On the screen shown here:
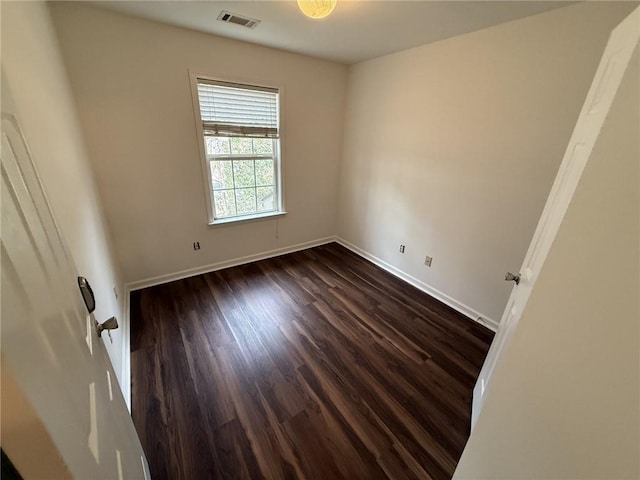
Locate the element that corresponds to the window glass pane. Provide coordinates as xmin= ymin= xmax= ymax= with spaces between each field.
xmin=210 ymin=161 xmax=234 ymax=190
xmin=205 ymin=137 xmax=230 ymax=155
xmin=236 ymin=188 xmax=257 ymax=214
xmin=257 ymin=186 xmax=275 ymax=212
xmin=253 ymin=138 xmax=274 ymax=155
xmin=255 ymin=159 xmax=274 ymax=186
xmin=213 ymin=190 xmax=237 ymax=218
xmin=230 ymin=137 xmax=254 ymax=155
xmin=233 ymin=160 xmax=255 ymax=188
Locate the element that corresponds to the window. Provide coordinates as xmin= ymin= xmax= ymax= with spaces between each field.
xmin=193 ymin=77 xmax=283 ymax=224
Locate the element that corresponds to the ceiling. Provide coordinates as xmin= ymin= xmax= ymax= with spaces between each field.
xmin=93 ymin=1 xmax=574 ymax=64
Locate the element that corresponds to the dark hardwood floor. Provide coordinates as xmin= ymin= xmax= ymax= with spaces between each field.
xmin=130 ymin=242 xmax=493 ymax=480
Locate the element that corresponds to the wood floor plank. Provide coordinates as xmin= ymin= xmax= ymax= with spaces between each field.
xmin=213 ymin=418 xmax=265 ymax=480
xmin=216 ymin=342 xmax=300 ymax=480
xmin=310 ymin=297 xmax=469 ymax=448
xmin=131 ymin=242 xmax=493 ymax=479
xmin=179 ymin=311 xmax=236 ymax=428
xmin=290 ymin=313 xmax=457 ymax=478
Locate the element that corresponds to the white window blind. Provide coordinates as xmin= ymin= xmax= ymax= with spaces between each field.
xmin=197 ymin=79 xmax=279 ymax=138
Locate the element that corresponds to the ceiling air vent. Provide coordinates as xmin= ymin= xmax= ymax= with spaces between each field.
xmin=217 ymin=11 xmax=260 ymax=29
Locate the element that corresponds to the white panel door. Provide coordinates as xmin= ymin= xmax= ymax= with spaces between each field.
xmin=1 ymin=110 xmax=149 ymax=479
xmin=471 ymin=6 xmax=640 ymax=427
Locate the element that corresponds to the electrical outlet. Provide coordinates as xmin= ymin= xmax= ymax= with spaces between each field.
xmin=399 ymin=244 xmax=406 ymax=253
xmin=424 ymin=255 xmax=432 ymax=267
xmin=193 ymin=241 xmax=201 ymax=251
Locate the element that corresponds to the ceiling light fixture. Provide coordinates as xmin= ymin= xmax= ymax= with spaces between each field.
xmin=297 ymin=0 xmax=337 ymax=19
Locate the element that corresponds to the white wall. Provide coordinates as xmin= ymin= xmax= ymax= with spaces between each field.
xmin=1 ymin=2 xmax=127 ymax=387
xmin=454 ymin=45 xmax=639 ymax=479
xmin=337 ymin=2 xmax=634 ymax=325
xmin=49 ymin=3 xmax=347 ymax=287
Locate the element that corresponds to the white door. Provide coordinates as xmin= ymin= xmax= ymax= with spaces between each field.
xmin=1 ymin=110 xmax=150 ymax=478
xmin=471 ymin=6 xmax=640 ymax=427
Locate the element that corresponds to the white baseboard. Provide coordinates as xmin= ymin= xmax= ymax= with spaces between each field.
xmin=126 ymin=236 xmax=336 ymax=292
xmin=335 ymin=237 xmax=499 ymax=332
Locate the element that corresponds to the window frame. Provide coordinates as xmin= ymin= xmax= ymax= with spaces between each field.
xmin=189 ymin=71 xmax=286 ymax=226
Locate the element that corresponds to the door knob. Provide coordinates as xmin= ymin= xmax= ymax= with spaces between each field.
xmin=505 ymin=272 xmax=521 ymax=285
xmin=96 ymin=316 xmax=119 ymax=337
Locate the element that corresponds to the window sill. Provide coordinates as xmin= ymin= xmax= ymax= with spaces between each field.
xmin=208 ymin=210 xmax=287 ymax=228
